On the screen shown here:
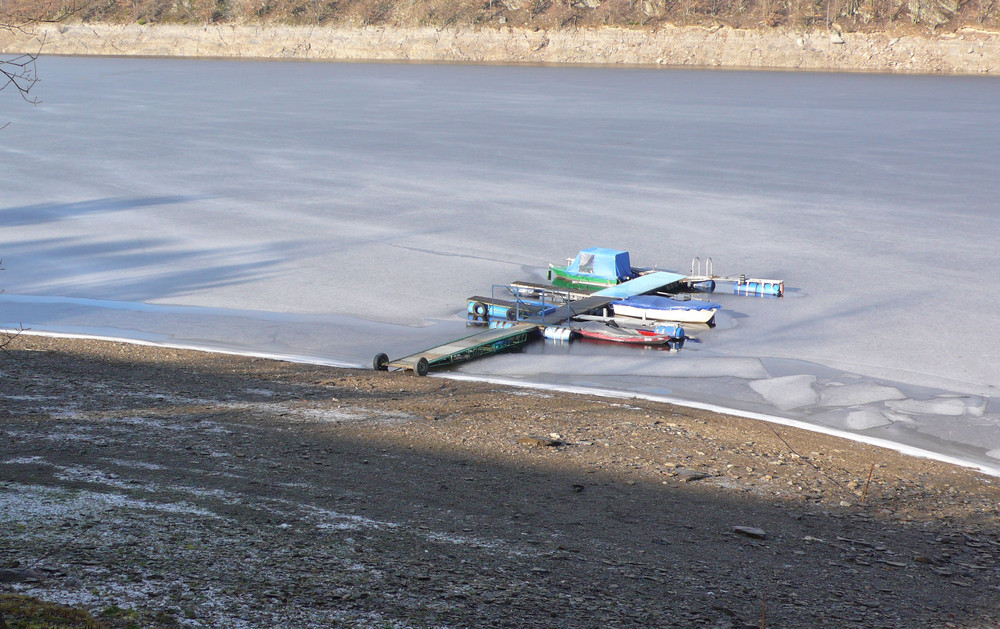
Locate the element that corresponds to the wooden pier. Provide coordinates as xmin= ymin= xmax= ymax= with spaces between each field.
xmin=373 ymin=323 xmax=539 ymax=376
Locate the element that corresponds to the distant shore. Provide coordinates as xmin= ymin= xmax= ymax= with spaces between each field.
xmin=3 ymin=22 xmax=1000 ymax=74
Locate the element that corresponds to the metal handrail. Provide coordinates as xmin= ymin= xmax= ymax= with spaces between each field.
xmin=490 ymin=284 xmax=574 ymax=325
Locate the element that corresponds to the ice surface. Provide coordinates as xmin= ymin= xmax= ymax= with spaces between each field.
xmin=3 ymin=57 xmax=1000 ymax=473
xmin=811 ymin=408 xmax=894 ymax=430
xmin=885 ymin=396 xmax=979 ymax=417
xmin=749 ymin=375 xmax=819 ymax=410
xmin=818 ymin=383 xmax=907 ymax=407
xmin=458 ymin=352 xmax=770 ymax=379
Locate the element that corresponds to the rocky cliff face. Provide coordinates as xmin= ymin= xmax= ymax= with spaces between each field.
xmin=3 ymin=22 xmax=999 ymax=73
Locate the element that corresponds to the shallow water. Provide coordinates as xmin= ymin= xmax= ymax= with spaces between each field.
xmin=3 ymin=56 xmax=999 ymax=471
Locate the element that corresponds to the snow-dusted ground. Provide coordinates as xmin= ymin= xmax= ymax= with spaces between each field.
xmin=3 ymin=56 xmax=999 ymax=472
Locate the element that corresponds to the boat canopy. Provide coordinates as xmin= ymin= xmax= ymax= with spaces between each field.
xmin=566 ymin=247 xmax=632 ymax=281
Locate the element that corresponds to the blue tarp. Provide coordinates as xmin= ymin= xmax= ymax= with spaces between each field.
xmin=565 ymin=247 xmax=632 ymax=281
xmin=612 ymin=295 xmax=720 ymax=311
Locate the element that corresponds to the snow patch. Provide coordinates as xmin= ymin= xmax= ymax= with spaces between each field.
xmin=2 ymin=455 xmax=49 ymax=465
xmin=0 ymin=483 xmax=219 ymax=520
xmin=222 ymin=401 xmax=412 ymax=425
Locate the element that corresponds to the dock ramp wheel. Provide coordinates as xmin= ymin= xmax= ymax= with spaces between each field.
xmin=373 ymin=353 xmax=389 ymax=371
xmin=414 ymin=357 xmax=430 ymax=377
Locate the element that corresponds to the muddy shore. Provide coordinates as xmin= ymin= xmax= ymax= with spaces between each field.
xmin=2 ymin=333 xmax=999 ymax=627
xmin=3 ymin=22 xmax=1000 ymax=73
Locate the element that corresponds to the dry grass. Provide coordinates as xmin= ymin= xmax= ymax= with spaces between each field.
xmin=0 ymin=594 xmax=102 ymax=629
xmin=1 ymin=0 xmax=998 ymax=34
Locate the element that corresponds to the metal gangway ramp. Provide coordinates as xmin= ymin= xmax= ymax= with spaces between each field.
xmin=373 ymin=323 xmax=539 ymax=376
xmin=518 ymin=271 xmax=690 ymax=325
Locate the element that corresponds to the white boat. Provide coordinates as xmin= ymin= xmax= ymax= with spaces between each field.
xmin=610 ymin=295 xmax=720 ymax=326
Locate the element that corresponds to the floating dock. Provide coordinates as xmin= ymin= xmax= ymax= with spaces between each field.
xmin=467 ymin=295 xmax=559 ymax=322
xmin=514 ymin=271 xmax=690 ymax=326
xmin=377 ymin=253 xmax=784 ymax=375
xmin=469 ymin=272 xmax=690 ymax=325
xmin=682 ymin=257 xmax=784 ymax=296
xmin=373 ymin=323 xmax=539 ymax=376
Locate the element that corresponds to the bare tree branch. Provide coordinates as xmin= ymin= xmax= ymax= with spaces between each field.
xmin=0 ymin=52 xmax=41 ymax=103
xmin=1 ymin=11 xmax=47 ymax=104
xmin=0 ymin=260 xmax=26 ymax=357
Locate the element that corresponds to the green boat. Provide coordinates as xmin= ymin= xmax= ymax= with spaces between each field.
xmin=547 ymin=247 xmax=635 ymax=288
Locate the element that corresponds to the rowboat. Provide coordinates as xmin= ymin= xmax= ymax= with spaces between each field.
xmin=610 ymin=294 xmax=720 ymax=326
xmin=574 ymin=321 xmax=684 ymax=348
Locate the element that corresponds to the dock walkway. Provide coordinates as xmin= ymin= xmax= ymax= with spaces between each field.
xmin=374 ymin=323 xmax=539 ymax=375
xmin=519 ymin=271 xmax=689 ymax=325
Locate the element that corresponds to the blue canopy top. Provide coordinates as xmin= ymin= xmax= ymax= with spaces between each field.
xmin=612 ymin=295 xmax=720 ymax=311
xmin=565 ymin=247 xmax=632 ymax=281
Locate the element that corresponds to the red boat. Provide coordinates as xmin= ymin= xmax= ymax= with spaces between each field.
xmin=574 ymin=321 xmax=684 ymax=348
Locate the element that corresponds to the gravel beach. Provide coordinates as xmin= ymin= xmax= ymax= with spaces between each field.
xmin=2 ymin=333 xmax=999 ymax=628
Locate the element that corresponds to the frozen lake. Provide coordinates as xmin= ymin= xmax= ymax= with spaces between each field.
xmin=3 ymin=56 xmax=1000 ymax=472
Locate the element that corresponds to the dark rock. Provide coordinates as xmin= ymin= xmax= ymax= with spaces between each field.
xmin=0 ymin=568 xmax=44 ymax=583
xmin=733 ymin=526 xmax=767 ymax=540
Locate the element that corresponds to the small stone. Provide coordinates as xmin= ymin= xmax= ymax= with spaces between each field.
xmin=517 ymin=436 xmax=562 ymax=447
xmin=675 ymin=469 xmax=708 ymax=482
xmin=733 ymin=526 xmax=767 ymax=540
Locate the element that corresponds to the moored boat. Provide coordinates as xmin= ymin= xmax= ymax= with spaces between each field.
xmin=609 ymin=294 xmax=720 ymax=326
xmin=574 ymin=320 xmax=684 ymax=348
xmin=547 ymin=247 xmax=635 ymax=287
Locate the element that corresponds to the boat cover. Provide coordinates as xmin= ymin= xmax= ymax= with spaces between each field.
xmin=565 ymin=247 xmax=632 ymax=281
xmin=612 ymin=295 xmax=721 ymax=311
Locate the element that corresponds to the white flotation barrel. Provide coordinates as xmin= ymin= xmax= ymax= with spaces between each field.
xmin=543 ymin=326 xmax=573 ymax=342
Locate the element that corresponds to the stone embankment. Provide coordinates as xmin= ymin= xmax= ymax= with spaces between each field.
xmin=3 ymin=22 xmax=1000 ymax=73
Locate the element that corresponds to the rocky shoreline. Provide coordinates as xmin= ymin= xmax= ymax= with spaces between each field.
xmin=2 ymin=334 xmax=1000 ymax=627
xmin=3 ymin=22 xmax=1000 ymax=74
